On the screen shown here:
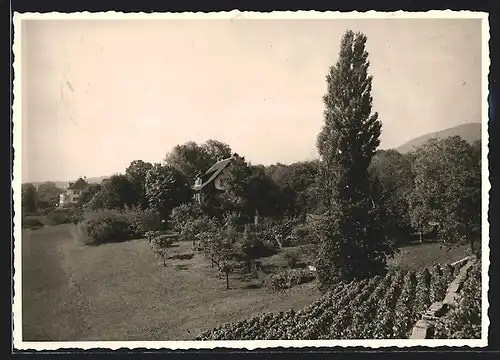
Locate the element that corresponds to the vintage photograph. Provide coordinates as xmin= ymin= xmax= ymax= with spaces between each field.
xmin=13 ymin=11 xmax=489 ymax=349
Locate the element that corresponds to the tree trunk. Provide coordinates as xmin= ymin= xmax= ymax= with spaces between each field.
xmin=225 ymin=272 xmax=229 ymax=290
xmin=419 ymin=231 xmax=423 ymax=243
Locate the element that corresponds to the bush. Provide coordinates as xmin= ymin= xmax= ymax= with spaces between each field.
xmin=267 ymin=269 xmax=316 ymax=290
xmin=284 ymin=250 xmax=301 ymax=268
xmin=128 ymin=208 xmax=163 ymax=235
xmin=45 ymin=211 xmax=71 ymax=226
xmin=170 ymin=203 xmax=204 ymax=232
xmin=287 ymin=224 xmax=317 ymax=246
xmin=45 ymin=207 xmax=83 ymax=225
xmin=240 ymin=225 xmax=277 ymax=260
xmin=76 ymin=209 xmax=158 ymax=246
xmin=22 ymin=217 xmax=44 ymax=229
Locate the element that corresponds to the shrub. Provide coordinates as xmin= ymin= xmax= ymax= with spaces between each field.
xmin=240 ymin=225 xmax=277 ymax=260
xmin=299 ymin=244 xmax=320 ymax=267
xmin=128 ymin=208 xmax=162 ymax=235
xmin=22 ymin=217 xmax=44 ymax=229
xmin=45 ymin=211 xmax=71 ymax=226
xmin=46 ymin=207 xmax=83 ymax=225
xmin=284 ymin=250 xmax=301 ymax=269
xmin=267 ymin=269 xmax=316 ymax=290
xmin=145 ymin=230 xmax=163 ymax=242
xmin=170 ymin=203 xmax=204 ymax=232
xmin=287 ymin=224 xmax=317 ymax=246
xmin=76 ymin=209 xmax=155 ymax=246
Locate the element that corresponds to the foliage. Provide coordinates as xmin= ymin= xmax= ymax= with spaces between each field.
xmin=287 ymin=224 xmax=317 ymax=247
xmin=283 ymin=250 xmax=301 ymax=268
xmin=86 ymin=174 xmax=137 ymax=211
xmin=281 ymin=161 xmax=321 ymax=217
xmin=150 ymin=234 xmax=175 ymax=267
xmin=408 ymin=136 xmax=481 ymax=254
xmin=432 ymin=261 xmax=481 ymax=339
xmin=170 ymin=202 xmax=204 ymax=235
xmin=125 ymin=160 xmax=153 ymax=210
xmin=22 ymin=183 xmax=38 ymax=214
xmin=369 ymin=149 xmax=415 ymax=242
xmin=145 ymin=163 xmax=193 ymax=220
xmin=36 ymin=182 xmax=64 ymax=210
xmin=238 ymin=224 xmax=277 ymax=260
xmin=196 ymin=264 xmax=461 ymax=340
xmin=164 ymin=140 xmax=232 ymax=184
xmin=45 ymin=207 xmax=82 ymax=226
xmin=127 ymin=207 xmax=163 ymax=235
xmin=221 ymin=155 xmax=283 ymax=220
xmin=314 ymin=30 xmax=394 ymax=287
xmin=22 ymin=216 xmax=45 ymax=229
xmin=196 ymin=219 xmax=238 ymax=289
xmin=258 ymin=217 xmax=301 ymax=248
xmin=267 ymin=269 xmax=316 ymax=290
xmin=201 ymin=140 xmax=232 ymax=164
xmin=78 ymin=183 xmax=102 ymax=207
xmin=76 ymin=208 xmax=156 ymax=246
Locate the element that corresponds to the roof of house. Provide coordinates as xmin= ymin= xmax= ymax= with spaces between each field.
xmin=68 ymin=177 xmax=88 ymax=190
xmin=193 ymin=157 xmax=233 ymax=191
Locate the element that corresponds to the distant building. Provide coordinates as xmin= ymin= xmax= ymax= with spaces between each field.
xmin=59 ymin=177 xmax=89 ymax=207
xmin=192 ymin=155 xmax=236 ymax=204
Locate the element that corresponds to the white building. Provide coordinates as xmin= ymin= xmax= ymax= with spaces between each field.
xmin=59 ymin=177 xmax=88 ymax=207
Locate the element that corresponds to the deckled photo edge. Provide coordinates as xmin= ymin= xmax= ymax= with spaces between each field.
xmin=11 ymin=10 xmax=490 ymax=351
xmin=480 ymin=13 xmax=491 ymax=344
xmin=12 ymin=12 xmax=24 ymax=351
xmin=12 ymin=10 xmax=488 ymax=21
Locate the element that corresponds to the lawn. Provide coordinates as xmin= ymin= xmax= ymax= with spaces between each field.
xmin=21 ymin=224 xmax=471 ymax=341
xmin=21 ymin=224 xmax=320 ymax=341
xmin=387 ymin=240 xmax=471 ymax=270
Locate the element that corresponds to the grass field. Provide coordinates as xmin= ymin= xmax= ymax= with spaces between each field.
xmin=20 ymin=224 xmax=470 ymax=341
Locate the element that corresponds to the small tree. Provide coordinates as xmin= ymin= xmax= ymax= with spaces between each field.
xmin=220 ymin=263 xmax=234 ymax=290
xmin=150 ymin=234 xmax=174 ymax=267
xmin=198 ymin=220 xmax=238 ymax=289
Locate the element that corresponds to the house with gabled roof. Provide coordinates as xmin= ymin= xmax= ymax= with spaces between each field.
xmin=192 ymin=154 xmax=237 ymax=204
xmin=59 ymin=177 xmax=89 ymax=207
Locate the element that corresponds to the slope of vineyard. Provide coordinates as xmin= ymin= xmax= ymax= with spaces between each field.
xmin=430 ymin=260 xmax=482 ymax=339
xmin=195 ymin=263 xmax=462 ymax=340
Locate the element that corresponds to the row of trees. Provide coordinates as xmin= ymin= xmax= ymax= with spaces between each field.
xmin=21 ymin=181 xmax=67 ymax=215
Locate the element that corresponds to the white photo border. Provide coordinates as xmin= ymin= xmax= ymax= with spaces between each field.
xmin=12 ymin=9 xmax=491 ymax=351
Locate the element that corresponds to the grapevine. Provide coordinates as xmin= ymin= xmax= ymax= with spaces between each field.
xmin=195 ymin=261 xmax=474 ymax=340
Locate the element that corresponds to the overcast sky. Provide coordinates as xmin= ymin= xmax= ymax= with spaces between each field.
xmin=20 ymin=17 xmax=483 ymax=183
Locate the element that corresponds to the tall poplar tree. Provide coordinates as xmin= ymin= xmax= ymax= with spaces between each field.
xmin=315 ymin=30 xmax=394 ymax=287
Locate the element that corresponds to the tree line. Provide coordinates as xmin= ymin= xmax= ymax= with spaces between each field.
xmin=21 ymin=29 xmax=482 ymax=290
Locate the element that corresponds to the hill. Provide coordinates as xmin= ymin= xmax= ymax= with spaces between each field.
xmin=395 ymin=122 xmax=481 ymax=153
